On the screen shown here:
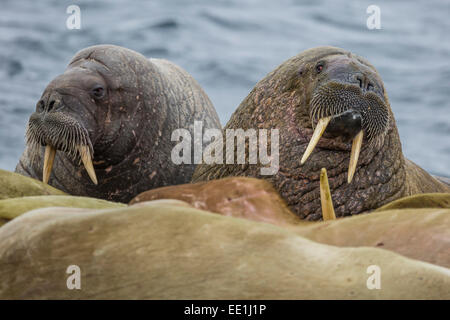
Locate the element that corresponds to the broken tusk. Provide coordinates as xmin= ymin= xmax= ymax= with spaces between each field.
xmin=78 ymin=145 xmax=98 ymax=185
xmin=348 ymin=130 xmax=363 ymax=184
xmin=320 ymin=167 xmax=336 ymax=221
xmin=43 ymin=145 xmax=56 ymax=184
xmin=301 ymin=116 xmax=331 ymax=164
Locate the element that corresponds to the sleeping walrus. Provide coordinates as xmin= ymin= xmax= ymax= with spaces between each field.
xmin=192 ymin=46 xmax=450 ymax=220
xmin=16 ymin=45 xmax=221 ymax=203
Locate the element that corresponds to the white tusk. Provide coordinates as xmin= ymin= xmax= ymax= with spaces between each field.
xmin=43 ymin=145 xmax=56 ymax=184
xmin=77 ymin=145 xmax=98 ymax=185
xmin=320 ymin=168 xmax=336 ymax=221
xmin=301 ymin=116 xmax=331 ymax=164
xmin=348 ymin=130 xmax=363 ymax=184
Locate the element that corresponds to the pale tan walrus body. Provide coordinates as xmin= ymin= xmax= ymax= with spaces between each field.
xmin=193 ymin=46 xmax=450 ymax=220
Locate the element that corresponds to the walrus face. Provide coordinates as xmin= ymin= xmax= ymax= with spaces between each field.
xmin=24 ymin=45 xmax=153 ymax=189
xmin=25 ymin=65 xmax=111 ymax=185
xmin=300 ymin=54 xmax=390 ymax=183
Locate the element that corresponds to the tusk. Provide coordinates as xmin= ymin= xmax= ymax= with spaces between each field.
xmin=301 ymin=116 xmax=331 ymax=164
xmin=320 ymin=168 xmax=336 ymax=221
xmin=347 ymin=130 xmax=363 ymax=184
xmin=43 ymin=145 xmax=56 ymax=184
xmin=77 ymin=145 xmax=98 ymax=185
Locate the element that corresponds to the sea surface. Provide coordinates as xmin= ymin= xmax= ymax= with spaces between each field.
xmin=0 ymin=0 xmax=449 ymax=176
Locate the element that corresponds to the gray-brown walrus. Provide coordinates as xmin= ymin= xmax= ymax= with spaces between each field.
xmin=16 ymin=45 xmax=221 ymax=203
xmin=192 ymin=46 xmax=450 ymax=220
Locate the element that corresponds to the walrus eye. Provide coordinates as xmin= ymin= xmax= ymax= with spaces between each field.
xmin=91 ymin=85 xmax=106 ymax=99
xmin=316 ymin=63 xmax=324 ymax=73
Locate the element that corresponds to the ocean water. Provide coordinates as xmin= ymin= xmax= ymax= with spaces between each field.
xmin=0 ymin=0 xmax=449 ymax=176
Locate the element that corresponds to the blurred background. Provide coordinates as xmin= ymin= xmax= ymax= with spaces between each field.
xmin=0 ymin=0 xmax=449 ymax=176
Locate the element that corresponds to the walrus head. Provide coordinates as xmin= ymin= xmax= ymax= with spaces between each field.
xmin=23 ymin=46 xmax=146 ymax=188
xmin=299 ymin=50 xmax=390 ymax=183
xmin=17 ymin=44 xmax=221 ymax=202
xmin=25 ymin=62 xmax=105 ymax=185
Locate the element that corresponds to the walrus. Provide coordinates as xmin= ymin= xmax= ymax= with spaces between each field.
xmin=16 ymin=45 xmax=221 ymax=203
xmin=192 ymin=46 xmax=450 ymax=220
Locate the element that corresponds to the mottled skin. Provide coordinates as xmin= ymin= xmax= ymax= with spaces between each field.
xmin=193 ymin=46 xmax=450 ymax=220
xmin=16 ymin=45 xmax=221 ymax=203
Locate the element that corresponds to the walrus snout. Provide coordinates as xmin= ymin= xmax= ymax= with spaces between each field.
xmin=37 ymin=95 xmax=63 ymax=114
xmin=321 ymin=55 xmax=385 ymax=98
xmin=302 ymin=69 xmax=390 ymax=183
xmin=25 ymin=107 xmax=97 ymax=185
xmin=326 ymin=109 xmax=362 ymax=142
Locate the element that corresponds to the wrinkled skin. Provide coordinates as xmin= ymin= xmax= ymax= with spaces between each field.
xmin=16 ymin=45 xmax=221 ymax=203
xmin=193 ymin=46 xmax=450 ymax=220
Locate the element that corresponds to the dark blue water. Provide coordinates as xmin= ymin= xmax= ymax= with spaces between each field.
xmin=1 ymin=0 xmax=449 ymax=176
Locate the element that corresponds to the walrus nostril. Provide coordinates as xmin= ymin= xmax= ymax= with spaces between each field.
xmin=355 ymin=75 xmax=375 ymax=92
xmin=356 ymin=76 xmax=363 ymax=89
xmin=36 ymin=100 xmax=45 ymax=113
xmin=47 ymin=100 xmax=56 ymax=112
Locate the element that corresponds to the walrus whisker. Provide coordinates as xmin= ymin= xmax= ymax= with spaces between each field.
xmin=25 ymin=110 xmax=96 ymax=183
xmin=310 ymin=82 xmax=389 ymax=145
xmin=306 ymin=80 xmax=391 ymax=184
xmin=320 ymin=168 xmax=336 ymax=221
